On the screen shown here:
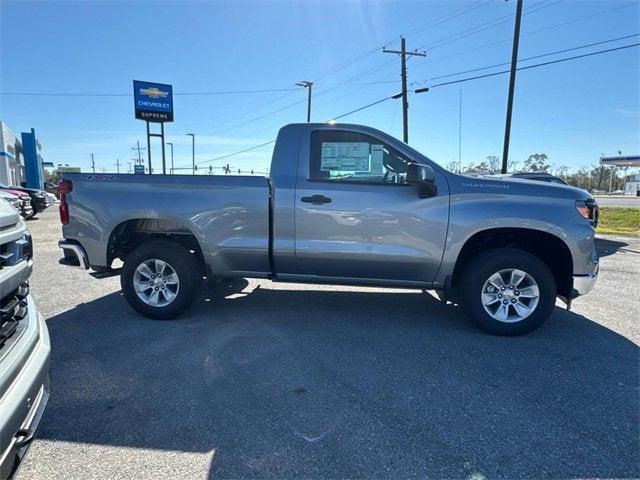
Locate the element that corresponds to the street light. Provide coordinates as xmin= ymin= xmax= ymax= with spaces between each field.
xmin=166 ymin=142 xmax=174 ymax=174
xmin=186 ymin=134 xmax=195 ymax=174
xmin=295 ymin=81 xmax=313 ymax=122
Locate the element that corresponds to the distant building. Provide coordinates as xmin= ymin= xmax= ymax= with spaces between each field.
xmin=600 ymin=155 xmax=640 ymax=196
xmin=0 ymin=121 xmax=48 ymax=188
xmin=0 ymin=121 xmax=25 ymax=186
xmin=21 ymin=128 xmax=45 ymax=189
xmin=625 ymin=174 xmax=640 ymax=196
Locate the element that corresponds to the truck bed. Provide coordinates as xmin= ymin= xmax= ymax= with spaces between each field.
xmin=61 ymin=173 xmax=271 ymax=276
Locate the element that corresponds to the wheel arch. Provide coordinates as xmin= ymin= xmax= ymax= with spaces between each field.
xmin=106 ymin=217 xmax=206 ymax=274
xmin=450 ymin=227 xmax=573 ymax=298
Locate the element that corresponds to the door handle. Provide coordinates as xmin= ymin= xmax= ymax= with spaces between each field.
xmin=301 ymin=194 xmax=332 ymax=205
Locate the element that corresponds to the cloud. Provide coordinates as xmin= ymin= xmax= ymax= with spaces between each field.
xmin=615 ymin=108 xmax=639 ymax=115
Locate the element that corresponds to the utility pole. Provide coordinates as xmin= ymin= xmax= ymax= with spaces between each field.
xmin=127 ymin=162 xmax=132 ymax=174
xmin=458 ymin=89 xmax=462 ymax=169
xmin=132 ymin=141 xmax=146 ymax=165
xmin=167 ymin=142 xmax=174 ymax=174
xmin=90 ymin=153 xmax=95 ymax=173
xmin=186 ymin=134 xmax=195 ymax=174
xmin=501 ymin=0 xmax=524 ymax=174
xmin=383 ymin=36 xmax=426 ymax=144
xmin=296 ymin=81 xmax=313 ymax=122
xmin=114 ymin=158 xmax=121 ymax=173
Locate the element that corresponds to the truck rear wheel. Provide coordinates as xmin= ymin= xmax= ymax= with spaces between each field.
xmin=121 ymin=240 xmax=202 ymax=320
xmin=459 ymin=248 xmax=557 ymax=336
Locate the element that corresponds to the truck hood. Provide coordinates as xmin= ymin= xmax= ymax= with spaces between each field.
xmin=454 ymin=173 xmax=593 ymax=202
xmin=0 ymin=195 xmax=21 ymax=227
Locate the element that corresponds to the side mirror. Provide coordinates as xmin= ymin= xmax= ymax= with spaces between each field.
xmin=406 ymin=163 xmax=437 ymax=198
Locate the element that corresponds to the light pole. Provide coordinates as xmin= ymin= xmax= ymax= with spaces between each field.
xmin=167 ymin=142 xmax=174 ymax=174
xmin=296 ymin=81 xmax=313 ymax=122
xmin=186 ymin=134 xmax=195 ymax=174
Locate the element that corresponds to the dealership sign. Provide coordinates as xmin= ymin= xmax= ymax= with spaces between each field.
xmin=133 ymin=80 xmax=173 ymax=122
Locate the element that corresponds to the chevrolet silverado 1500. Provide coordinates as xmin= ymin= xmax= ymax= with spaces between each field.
xmin=0 ymin=198 xmax=49 ymax=479
xmin=57 ymin=123 xmax=598 ymax=335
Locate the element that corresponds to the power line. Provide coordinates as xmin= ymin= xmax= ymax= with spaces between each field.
xmin=417 ymin=2 xmax=638 ymax=70
xmin=0 ymin=87 xmax=299 ymax=97
xmin=194 ymin=139 xmax=277 ymax=166
xmin=194 ymin=1 xmax=561 ymax=136
xmin=309 ymin=0 xmax=494 ymax=82
xmin=416 ymin=0 xmax=560 ymax=52
xmin=1 ymin=2 xmax=497 ymax=99
xmin=428 ymin=33 xmax=639 ymax=81
xmin=328 ymin=95 xmax=394 ymax=122
xmin=426 ymin=42 xmax=639 ymax=89
xmin=184 ymin=39 xmax=639 ymax=170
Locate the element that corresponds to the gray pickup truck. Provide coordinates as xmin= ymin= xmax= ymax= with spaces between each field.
xmin=0 ymin=199 xmax=49 ymax=479
xmin=58 ymin=123 xmax=599 ymax=335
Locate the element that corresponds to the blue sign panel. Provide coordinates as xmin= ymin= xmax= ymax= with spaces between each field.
xmin=134 ymin=164 xmax=146 ymax=174
xmin=133 ymin=80 xmax=173 ymax=123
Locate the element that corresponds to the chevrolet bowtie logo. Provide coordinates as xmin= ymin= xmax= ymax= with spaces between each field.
xmin=139 ymin=87 xmax=169 ymax=99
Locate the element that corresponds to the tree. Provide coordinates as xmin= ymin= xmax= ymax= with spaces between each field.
xmin=44 ymin=169 xmax=59 ymax=184
xmin=486 ymin=155 xmax=500 ymax=173
xmin=556 ymin=165 xmax=569 ymax=179
xmin=446 ymin=161 xmax=460 ymax=173
xmin=524 ymin=153 xmax=550 ymax=172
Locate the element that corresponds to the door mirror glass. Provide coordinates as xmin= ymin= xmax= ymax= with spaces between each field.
xmin=406 ymin=163 xmax=435 ymax=184
xmin=406 ymin=163 xmax=437 ymax=198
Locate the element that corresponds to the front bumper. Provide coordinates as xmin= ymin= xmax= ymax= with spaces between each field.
xmin=0 ymin=296 xmax=50 ymax=480
xmin=19 ymin=207 xmax=33 ymax=219
xmin=572 ymin=267 xmax=598 ymax=298
xmin=30 ymin=198 xmax=50 ymax=213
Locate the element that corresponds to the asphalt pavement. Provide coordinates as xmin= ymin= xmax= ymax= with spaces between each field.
xmin=16 ymin=209 xmax=640 ymax=479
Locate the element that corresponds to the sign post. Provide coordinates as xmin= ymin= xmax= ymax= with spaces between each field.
xmin=133 ymin=80 xmax=174 ymax=174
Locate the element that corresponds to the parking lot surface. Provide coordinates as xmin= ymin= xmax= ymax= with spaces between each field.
xmin=16 ymin=209 xmax=640 ymax=479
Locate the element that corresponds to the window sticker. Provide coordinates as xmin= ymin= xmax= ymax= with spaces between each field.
xmin=370 ymin=144 xmax=384 ymax=175
xmin=321 ymin=142 xmax=371 ymax=172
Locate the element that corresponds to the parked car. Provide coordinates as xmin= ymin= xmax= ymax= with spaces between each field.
xmin=45 ymin=192 xmax=57 ymax=205
xmin=0 ymin=191 xmax=23 ymax=213
xmin=58 ymin=123 xmax=599 ymax=336
xmin=10 ymin=184 xmax=54 ymax=214
xmin=505 ymin=172 xmax=568 ymax=185
xmin=0 ymin=187 xmax=34 ymax=219
xmin=0 ymin=198 xmax=49 ymax=480
xmin=44 ymin=182 xmax=59 ymax=199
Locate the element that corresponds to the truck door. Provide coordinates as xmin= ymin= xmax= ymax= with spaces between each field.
xmin=294 ymin=129 xmax=449 ymax=284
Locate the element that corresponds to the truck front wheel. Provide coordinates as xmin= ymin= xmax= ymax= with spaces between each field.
xmin=460 ymin=248 xmax=557 ymax=336
xmin=121 ymin=240 xmax=202 ymax=320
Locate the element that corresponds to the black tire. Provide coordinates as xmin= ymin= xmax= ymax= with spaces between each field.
xmin=460 ymin=248 xmax=557 ymax=336
xmin=121 ymin=240 xmax=202 ymax=320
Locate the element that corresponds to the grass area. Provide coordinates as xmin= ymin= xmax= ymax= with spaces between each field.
xmin=596 ymin=207 xmax=640 ymax=237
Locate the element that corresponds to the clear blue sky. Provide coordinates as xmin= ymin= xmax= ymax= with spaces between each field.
xmin=1 ymin=0 xmax=639 ymax=174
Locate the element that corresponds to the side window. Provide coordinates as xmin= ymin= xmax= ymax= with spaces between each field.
xmin=310 ymin=130 xmax=413 ymax=184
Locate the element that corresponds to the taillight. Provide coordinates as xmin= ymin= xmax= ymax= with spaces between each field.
xmin=58 ymin=179 xmax=72 ymax=225
xmin=58 ymin=179 xmax=73 ymax=194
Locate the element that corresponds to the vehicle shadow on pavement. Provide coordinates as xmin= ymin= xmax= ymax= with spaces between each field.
xmin=595 ymin=237 xmax=630 ymax=257
xmin=38 ymin=286 xmax=639 ymax=479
